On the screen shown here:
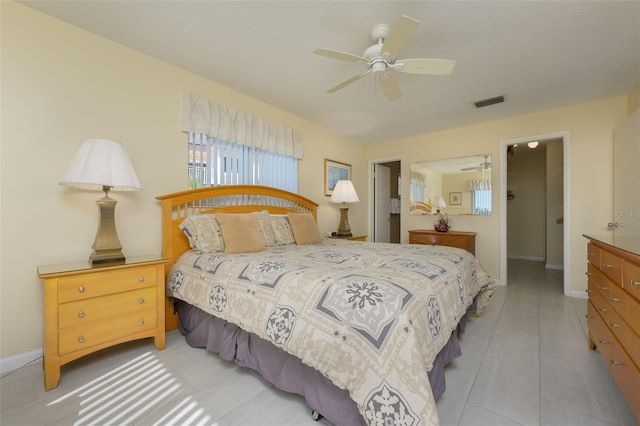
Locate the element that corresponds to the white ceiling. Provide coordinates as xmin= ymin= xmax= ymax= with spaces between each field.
xmin=21 ymin=1 xmax=640 ymax=143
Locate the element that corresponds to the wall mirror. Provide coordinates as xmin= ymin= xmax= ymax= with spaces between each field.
xmin=409 ymin=154 xmax=492 ymax=216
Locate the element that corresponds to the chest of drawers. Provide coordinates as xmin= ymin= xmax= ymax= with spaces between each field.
xmin=408 ymin=230 xmax=476 ymax=255
xmin=584 ymin=237 xmax=640 ymax=422
xmin=37 ymin=255 xmax=166 ymax=390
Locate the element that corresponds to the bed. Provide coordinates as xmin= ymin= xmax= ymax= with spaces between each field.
xmin=157 ymin=185 xmax=495 ymax=426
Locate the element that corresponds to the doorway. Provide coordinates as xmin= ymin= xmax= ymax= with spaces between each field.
xmin=500 ymin=132 xmax=571 ymax=295
xmin=370 ymin=159 xmax=401 ymax=243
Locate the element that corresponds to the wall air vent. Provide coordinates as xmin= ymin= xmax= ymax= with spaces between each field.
xmin=473 ymin=95 xmax=506 ymax=109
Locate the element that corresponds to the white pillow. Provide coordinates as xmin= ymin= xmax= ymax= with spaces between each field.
xmin=179 ymin=214 xmax=225 ymax=252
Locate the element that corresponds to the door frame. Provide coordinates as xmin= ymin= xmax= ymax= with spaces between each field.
xmin=500 ymin=131 xmax=571 ymax=295
xmin=369 ymin=157 xmax=402 ymax=243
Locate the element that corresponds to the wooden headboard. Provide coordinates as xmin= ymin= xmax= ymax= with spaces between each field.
xmin=156 ymin=185 xmax=318 ymax=330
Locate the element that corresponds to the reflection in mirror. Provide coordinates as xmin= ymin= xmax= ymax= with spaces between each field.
xmin=410 ymin=154 xmax=492 ymax=216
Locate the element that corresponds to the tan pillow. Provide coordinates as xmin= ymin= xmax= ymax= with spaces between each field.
xmin=179 ymin=214 xmax=225 ymax=252
xmin=216 ymin=213 xmax=266 ymax=254
xmin=270 ymin=215 xmax=296 ymax=245
xmin=288 ymin=212 xmax=322 ymax=245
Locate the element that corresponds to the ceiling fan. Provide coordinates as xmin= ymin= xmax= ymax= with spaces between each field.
xmin=313 ymin=15 xmax=456 ymax=101
xmin=461 ymin=155 xmax=492 ymax=171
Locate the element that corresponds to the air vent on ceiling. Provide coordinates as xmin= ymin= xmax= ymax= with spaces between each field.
xmin=473 ymin=95 xmax=506 ymax=109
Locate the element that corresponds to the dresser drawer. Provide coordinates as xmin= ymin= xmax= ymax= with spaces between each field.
xmin=409 ymin=232 xmax=438 ymax=245
xmin=588 ymin=286 xmax=611 ymax=323
xmin=608 ymin=283 xmax=640 ymax=333
xmin=601 ymin=250 xmax=623 ymax=285
xmin=587 ymin=301 xmax=613 ymax=359
xmin=608 ymin=341 xmax=640 ymax=421
xmin=609 ymin=309 xmax=640 ymax=367
xmin=587 ymin=243 xmax=601 ymax=267
xmin=58 ymin=266 xmax=157 ymax=303
xmin=588 ymin=263 xmax=611 ymax=301
xmin=59 ymin=307 xmax=158 ymax=355
xmin=622 ymin=260 xmax=640 ymax=302
xmin=58 ymin=287 xmax=157 ymax=329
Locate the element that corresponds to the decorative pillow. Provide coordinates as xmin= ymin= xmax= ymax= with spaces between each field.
xmin=179 ymin=214 xmax=225 ymax=252
xmin=270 ymin=214 xmax=296 ymax=245
xmin=288 ymin=212 xmax=322 ymax=245
xmin=256 ymin=210 xmax=276 ymax=247
xmin=216 ymin=213 xmax=266 ymax=254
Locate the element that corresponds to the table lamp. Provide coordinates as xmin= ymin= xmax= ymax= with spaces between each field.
xmin=60 ymin=138 xmax=142 ymax=266
xmin=330 ymin=180 xmax=359 ymax=237
xmin=432 ymin=196 xmax=446 ymax=214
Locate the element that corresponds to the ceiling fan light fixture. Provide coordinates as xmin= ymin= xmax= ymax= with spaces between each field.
xmin=473 ymin=95 xmax=506 ymax=109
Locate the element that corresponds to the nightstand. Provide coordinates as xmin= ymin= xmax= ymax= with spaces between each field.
xmin=37 ymin=255 xmax=167 ymax=390
xmin=331 ymin=235 xmax=367 ymax=242
xmin=408 ymin=230 xmax=476 ymax=255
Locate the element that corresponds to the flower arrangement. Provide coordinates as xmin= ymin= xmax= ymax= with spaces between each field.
xmin=434 ymin=213 xmax=450 ymax=232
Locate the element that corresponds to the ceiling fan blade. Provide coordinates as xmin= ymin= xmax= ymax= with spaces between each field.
xmin=378 ymin=73 xmax=401 ymax=101
xmin=397 ymin=58 xmax=456 ymax=75
xmin=314 ymin=48 xmax=366 ymax=63
xmin=327 ymin=70 xmax=371 ymax=93
xmin=381 ymin=15 xmax=419 ymax=59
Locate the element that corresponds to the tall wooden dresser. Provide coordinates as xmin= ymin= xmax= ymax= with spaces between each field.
xmin=584 ymin=235 xmax=640 ymax=422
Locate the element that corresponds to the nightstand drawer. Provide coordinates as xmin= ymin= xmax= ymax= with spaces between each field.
xmin=59 ymin=307 xmax=158 ymax=355
xmin=58 ymin=287 xmax=157 ymax=329
xmin=58 ymin=266 xmax=157 ymax=303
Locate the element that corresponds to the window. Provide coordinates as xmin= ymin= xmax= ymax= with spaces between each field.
xmin=472 ymin=189 xmax=491 ymax=215
xmin=188 ymin=133 xmax=297 ymax=192
xmin=409 ymin=171 xmax=426 ymax=203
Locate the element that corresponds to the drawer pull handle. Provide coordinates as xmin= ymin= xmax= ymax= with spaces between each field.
xmin=597 ymin=285 xmax=607 ymax=291
xmin=609 ymin=360 xmax=620 ymax=366
xmin=608 ymin=297 xmax=621 ymax=302
xmin=78 ymin=336 xmax=85 ymax=343
xmin=602 ymin=263 xmax=614 ymax=269
xmin=139 ymin=320 xmax=145 ymax=326
xmin=585 ymin=272 xmax=594 ymax=276
xmin=598 ymin=338 xmax=607 ymax=344
xmin=138 ymin=276 xmax=145 ymax=283
xmin=138 ymin=298 xmax=145 ymax=304
xmin=78 ymin=311 xmax=85 ymax=318
xmin=629 ymin=280 xmax=640 ymax=286
xmin=78 ymin=286 xmax=85 ymax=293
xmin=609 ymin=322 xmax=620 ymax=328
xmin=598 ymin=307 xmax=607 ymax=312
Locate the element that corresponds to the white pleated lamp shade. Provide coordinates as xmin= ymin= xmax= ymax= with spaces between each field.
xmin=330 ymin=180 xmax=360 ymax=203
xmin=60 ymin=138 xmax=142 ymax=191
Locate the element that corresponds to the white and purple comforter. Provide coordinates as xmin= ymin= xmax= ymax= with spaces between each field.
xmin=167 ymin=239 xmax=495 ymax=425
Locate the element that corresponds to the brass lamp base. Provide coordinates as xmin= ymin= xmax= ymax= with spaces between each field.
xmin=335 ymin=207 xmax=352 ymax=237
xmin=90 ymin=189 xmax=125 ymax=267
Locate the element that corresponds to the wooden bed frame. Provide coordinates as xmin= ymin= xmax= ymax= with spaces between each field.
xmin=156 ymin=185 xmax=318 ymax=330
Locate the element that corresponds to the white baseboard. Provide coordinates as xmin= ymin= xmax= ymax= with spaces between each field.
xmin=0 ymin=349 xmax=42 ymax=375
xmin=507 ymin=255 xmax=545 ymax=262
xmin=571 ymin=290 xmax=588 ymax=299
xmin=545 ymin=264 xmax=564 ymax=270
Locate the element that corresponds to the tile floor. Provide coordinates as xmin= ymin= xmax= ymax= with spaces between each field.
xmin=1 ymin=259 xmax=636 ymax=425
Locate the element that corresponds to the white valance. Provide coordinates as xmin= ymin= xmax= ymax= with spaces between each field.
xmin=469 ymin=178 xmax=491 ymax=191
xmin=182 ymin=93 xmax=303 ymax=159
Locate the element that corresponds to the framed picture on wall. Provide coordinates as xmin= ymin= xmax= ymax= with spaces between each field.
xmin=449 ymin=192 xmax=462 ymax=205
xmin=325 ymin=159 xmax=351 ymax=196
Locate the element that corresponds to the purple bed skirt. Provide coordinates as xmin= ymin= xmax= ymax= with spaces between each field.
xmin=177 ymin=301 xmax=464 ymax=426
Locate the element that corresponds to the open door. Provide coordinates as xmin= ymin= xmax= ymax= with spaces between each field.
xmin=373 ymin=163 xmax=391 ymax=242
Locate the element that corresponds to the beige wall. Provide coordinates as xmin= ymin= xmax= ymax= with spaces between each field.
xmin=0 ymin=2 xmax=367 ymax=360
xmin=367 ymin=96 xmax=629 ymax=290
